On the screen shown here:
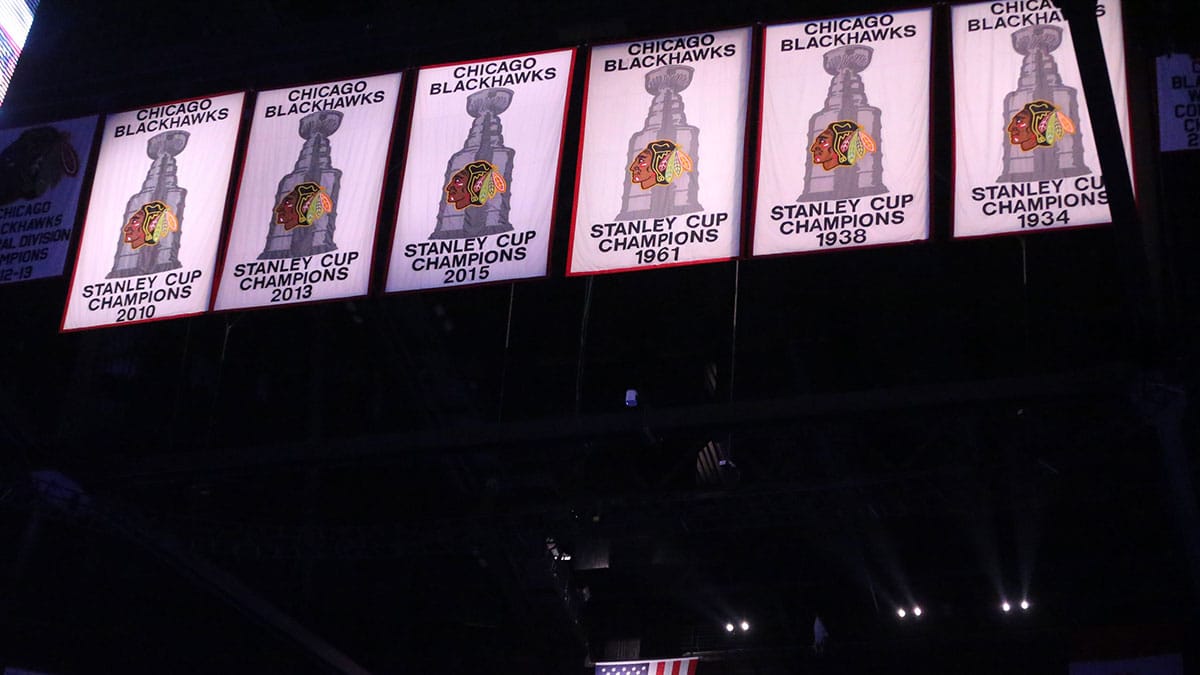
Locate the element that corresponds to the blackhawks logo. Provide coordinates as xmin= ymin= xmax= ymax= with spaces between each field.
xmin=274 ymin=181 xmax=333 ymax=231
xmin=0 ymin=126 xmax=79 ymax=206
xmin=628 ymin=139 xmax=693 ymax=190
xmin=122 ymin=200 xmax=178 ymax=250
xmin=1007 ymin=99 xmax=1076 ymax=152
xmin=809 ymin=120 xmax=877 ymax=172
xmin=444 ymin=160 xmax=507 ymax=210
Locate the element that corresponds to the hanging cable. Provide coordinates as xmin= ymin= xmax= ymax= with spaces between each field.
xmin=574 ymin=277 xmax=595 ymax=416
xmin=497 ymin=283 xmax=516 ymax=422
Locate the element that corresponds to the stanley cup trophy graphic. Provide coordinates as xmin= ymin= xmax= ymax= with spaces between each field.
xmin=108 ymin=130 xmax=188 ymax=278
xmin=798 ymin=45 xmax=887 ymax=202
xmin=431 ymin=88 xmax=515 ymax=240
xmin=616 ymin=65 xmax=703 ymax=220
xmin=997 ymin=24 xmax=1090 ymax=183
xmin=259 ymin=110 xmax=342 ymax=259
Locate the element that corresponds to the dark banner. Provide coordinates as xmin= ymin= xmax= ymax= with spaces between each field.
xmin=0 ymin=115 xmax=97 ymax=284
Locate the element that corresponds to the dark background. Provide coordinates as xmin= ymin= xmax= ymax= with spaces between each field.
xmin=0 ymin=0 xmax=1198 ymax=673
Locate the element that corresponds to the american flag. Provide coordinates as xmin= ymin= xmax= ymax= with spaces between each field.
xmin=595 ymin=658 xmax=698 ymax=675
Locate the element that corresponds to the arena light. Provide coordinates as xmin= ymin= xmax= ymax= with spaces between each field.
xmin=896 ymin=608 xmax=907 ymax=619
xmin=740 ymin=620 xmax=750 ymax=632
xmin=912 ymin=606 xmax=923 ymax=617
xmin=1020 ymin=599 xmax=1030 ymax=611
xmin=1001 ymin=601 xmax=1011 ymax=613
xmin=725 ymin=622 xmax=735 ymax=633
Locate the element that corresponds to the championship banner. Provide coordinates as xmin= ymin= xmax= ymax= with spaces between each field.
xmin=753 ymin=9 xmax=931 ymax=255
xmin=1156 ymin=54 xmax=1200 ymax=152
xmin=62 ymin=92 xmax=245 ymax=331
xmin=215 ymin=73 xmax=402 ymax=309
xmin=952 ymin=0 xmax=1131 ymax=238
xmin=568 ymin=27 xmax=752 ymax=274
xmin=0 ymin=115 xmax=98 ymax=284
xmin=386 ymin=50 xmax=573 ymax=291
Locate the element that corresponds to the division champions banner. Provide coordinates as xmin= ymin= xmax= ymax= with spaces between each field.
xmin=387 ymin=49 xmax=574 ymax=291
xmin=1156 ymin=53 xmax=1200 ymax=152
xmin=754 ymin=9 xmax=931 ymax=255
xmin=568 ymin=27 xmax=751 ymax=274
xmin=0 ymin=115 xmax=98 ymax=284
xmin=215 ymin=73 xmax=402 ymax=310
xmin=62 ymin=92 xmax=245 ymax=331
xmin=952 ymin=0 xmax=1130 ymax=238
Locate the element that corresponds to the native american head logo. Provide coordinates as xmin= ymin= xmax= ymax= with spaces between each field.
xmin=0 ymin=126 xmax=79 ymax=206
xmin=810 ymin=120 xmax=876 ymax=172
xmin=122 ymin=200 xmax=178 ymax=250
xmin=1007 ymin=99 xmax=1076 ymax=152
xmin=628 ymin=139 xmax=693 ymax=191
xmin=444 ymin=160 xmax=507 ymax=211
xmin=274 ymin=181 xmax=333 ymax=231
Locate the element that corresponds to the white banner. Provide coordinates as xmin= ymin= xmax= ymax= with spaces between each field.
xmin=387 ymin=50 xmax=573 ymax=291
xmin=0 ymin=115 xmax=97 ymax=284
xmin=952 ymin=0 xmax=1130 ymax=238
xmin=62 ymin=92 xmax=245 ymax=330
xmin=754 ymin=10 xmax=931 ymax=255
xmin=568 ymin=27 xmax=751 ymax=274
xmin=214 ymin=73 xmax=402 ymax=309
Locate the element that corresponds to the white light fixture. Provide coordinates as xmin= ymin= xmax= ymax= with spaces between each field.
xmin=740 ymin=620 xmax=750 ymax=632
xmin=724 ymin=622 xmax=735 ymax=633
xmin=1020 ymin=599 xmax=1030 ymax=611
xmin=912 ymin=606 xmax=923 ymax=617
xmin=896 ymin=608 xmax=907 ymax=618
xmin=1001 ymin=601 xmax=1012 ymax=613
